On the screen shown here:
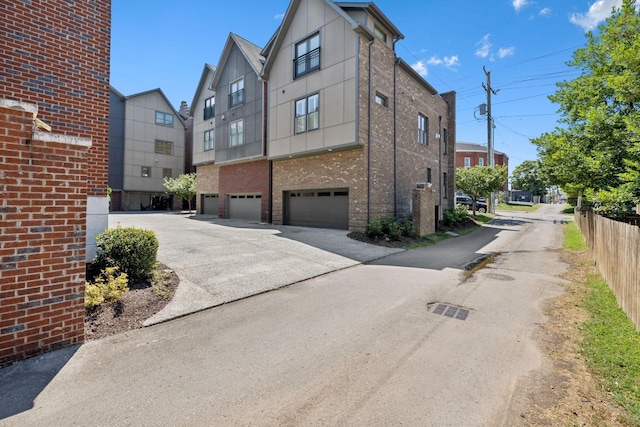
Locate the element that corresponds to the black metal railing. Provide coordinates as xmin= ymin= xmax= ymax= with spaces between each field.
xmin=294 ymin=47 xmax=320 ymax=79
xmin=203 ymin=105 xmax=215 ymax=120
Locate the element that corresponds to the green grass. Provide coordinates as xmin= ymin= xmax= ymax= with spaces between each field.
xmin=562 ymin=204 xmax=576 ymax=215
xmin=564 ymin=221 xmax=640 ymax=425
xmin=496 ymin=202 xmax=541 ymax=212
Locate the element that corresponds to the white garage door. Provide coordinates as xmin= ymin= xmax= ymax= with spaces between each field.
xmin=227 ymin=194 xmax=261 ymax=221
xmin=285 ymin=189 xmax=349 ymax=230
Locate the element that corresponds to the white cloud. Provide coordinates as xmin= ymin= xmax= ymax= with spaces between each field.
xmin=498 ymin=47 xmax=515 ymax=58
xmin=274 ymin=12 xmax=285 ymax=20
xmin=539 ymin=7 xmax=551 ymax=16
xmin=569 ymin=0 xmax=622 ymax=30
xmin=427 ymin=55 xmax=460 ymax=69
xmin=512 ymin=0 xmax=529 ymax=11
xmin=411 ymin=61 xmax=428 ymax=77
xmin=475 ymin=34 xmax=492 ymax=58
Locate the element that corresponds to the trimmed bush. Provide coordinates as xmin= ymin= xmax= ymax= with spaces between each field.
xmin=443 ymin=205 xmax=469 ymax=226
xmin=365 ymin=217 xmax=415 ymax=240
xmin=94 ymin=226 xmax=159 ymax=284
xmin=365 ymin=219 xmax=384 ymax=238
xmin=85 ymin=267 xmax=129 ymax=309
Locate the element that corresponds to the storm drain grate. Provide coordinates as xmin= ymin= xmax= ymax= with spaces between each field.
xmin=431 ymin=303 xmax=470 ymax=321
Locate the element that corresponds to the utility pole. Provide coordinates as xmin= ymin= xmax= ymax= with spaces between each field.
xmin=482 ymin=66 xmax=498 ymax=213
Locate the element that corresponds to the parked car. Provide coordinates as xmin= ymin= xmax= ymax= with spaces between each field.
xmin=455 ymin=195 xmax=487 ymax=213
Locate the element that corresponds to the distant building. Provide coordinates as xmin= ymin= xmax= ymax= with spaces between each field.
xmin=108 ymin=87 xmax=187 ymax=211
xmin=455 ymin=142 xmax=509 ymax=191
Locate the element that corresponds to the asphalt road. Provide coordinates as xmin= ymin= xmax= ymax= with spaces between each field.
xmin=0 ymin=204 xmax=571 ymax=426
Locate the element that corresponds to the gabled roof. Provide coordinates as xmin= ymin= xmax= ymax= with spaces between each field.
xmin=109 ymin=85 xmax=126 ymax=100
xmin=261 ymin=0 xmax=364 ymax=78
xmin=189 ymin=63 xmax=216 ymax=116
xmin=210 ymin=33 xmax=265 ymax=89
xmin=456 ymin=142 xmax=506 ymax=157
xmin=397 ymin=58 xmax=438 ymax=95
xmin=335 ymin=2 xmax=404 ymax=40
xmin=124 ymin=87 xmax=187 ymax=128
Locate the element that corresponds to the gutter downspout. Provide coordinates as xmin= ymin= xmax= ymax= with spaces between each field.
xmin=393 ymin=54 xmax=399 ymax=218
xmin=438 ymin=114 xmax=443 ymax=219
xmin=367 ymin=38 xmax=374 ymax=223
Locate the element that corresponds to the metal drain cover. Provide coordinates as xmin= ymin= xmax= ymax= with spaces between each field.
xmin=431 ymin=303 xmax=470 ymax=321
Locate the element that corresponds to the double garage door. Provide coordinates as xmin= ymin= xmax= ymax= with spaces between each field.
xmin=285 ymin=189 xmax=349 ymax=230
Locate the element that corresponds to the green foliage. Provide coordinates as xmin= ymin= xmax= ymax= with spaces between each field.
xmin=586 ymin=186 xmax=638 ymax=218
xmin=365 ymin=217 xmax=415 ymax=240
xmin=510 ymin=160 xmax=547 ymax=196
xmin=85 ymin=267 xmax=129 ymax=309
xmin=534 ymin=1 xmax=640 ymax=202
xmin=163 ymin=172 xmax=197 ymax=212
xmin=94 ymin=226 xmax=159 ymax=284
xmin=456 ymin=165 xmax=508 ymax=214
xmin=443 ymin=204 xmax=469 ymax=226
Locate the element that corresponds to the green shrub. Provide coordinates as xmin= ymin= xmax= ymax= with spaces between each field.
xmin=94 ymin=226 xmax=159 ymax=284
xmin=388 ymin=221 xmax=402 ymax=241
xmin=443 ymin=205 xmax=469 ymax=226
xmin=365 ymin=219 xmax=384 ymax=238
xmin=85 ymin=266 xmax=129 ymax=309
xmin=402 ymin=219 xmax=417 ymax=238
xmin=366 ymin=217 xmax=416 ymax=240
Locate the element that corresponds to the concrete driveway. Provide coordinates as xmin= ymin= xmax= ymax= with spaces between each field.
xmin=107 ymin=213 xmax=403 ymax=325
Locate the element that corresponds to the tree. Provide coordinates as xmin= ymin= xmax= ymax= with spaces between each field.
xmin=532 ymin=0 xmax=640 ymax=211
xmin=456 ymin=165 xmax=508 ymax=215
xmin=510 ymin=160 xmax=547 ymax=196
xmin=163 ymin=172 xmax=197 ymax=213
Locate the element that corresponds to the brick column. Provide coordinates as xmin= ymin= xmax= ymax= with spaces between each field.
xmin=1 ymin=104 xmax=90 ymax=366
xmin=412 ymin=186 xmax=437 ymax=236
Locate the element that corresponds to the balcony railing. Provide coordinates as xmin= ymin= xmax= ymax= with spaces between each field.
xmin=203 ymin=105 xmax=215 ymax=120
xmin=229 ymin=89 xmax=244 ymax=108
xmin=294 ymin=47 xmax=320 ymax=79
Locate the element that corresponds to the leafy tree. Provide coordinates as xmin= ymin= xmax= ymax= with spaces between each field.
xmin=456 ymin=165 xmax=508 ymax=215
xmin=532 ymin=0 xmax=640 ymax=212
xmin=163 ymin=172 xmax=197 ymax=213
xmin=510 ymin=160 xmax=547 ymax=196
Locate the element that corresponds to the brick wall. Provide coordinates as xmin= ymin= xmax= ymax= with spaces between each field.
xmin=455 ymin=150 xmax=509 ymax=191
xmin=218 ymin=160 xmax=270 ymax=222
xmin=0 ymin=106 xmax=89 ymax=367
xmin=195 ymin=163 xmax=220 ymax=213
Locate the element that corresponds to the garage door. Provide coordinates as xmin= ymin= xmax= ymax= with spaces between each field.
xmin=202 ymin=194 xmax=219 ymax=215
xmin=285 ymin=189 xmax=349 ymax=229
xmin=227 ymin=194 xmax=261 ymax=221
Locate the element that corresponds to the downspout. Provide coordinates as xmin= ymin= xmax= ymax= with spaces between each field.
xmin=438 ymin=114 xmax=443 ymax=217
xmin=262 ymin=79 xmax=272 ymax=224
xmin=367 ymin=38 xmax=374 ymax=223
xmin=393 ymin=51 xmax=399 ymax=217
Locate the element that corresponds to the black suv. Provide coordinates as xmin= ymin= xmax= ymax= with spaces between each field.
xmin=455 ymin=195 xmax=487 ymax=213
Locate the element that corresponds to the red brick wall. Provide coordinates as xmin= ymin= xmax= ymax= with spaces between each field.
xmin=455 ymin=151 xmax=509 ymax=191
xmin=219 ymin=160 xmax=270 ymax=222
xmin=0 ymin=0 xmax=111 ymax=197
xmin=0 ymin=107 xmax=88 ymax=367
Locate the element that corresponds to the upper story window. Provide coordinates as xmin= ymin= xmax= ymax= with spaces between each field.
xmin=443 ymin=128 xmax=448 ymax=154
xmin=464 ymin=157 xmax=471 ymax=168
xmin=375 ymin=92 xmax=388 ymax=107
xmin=230 ymin=119 xmax=244 ymax=147
xmin=204 ymin=129 xmax=215 ymax=151
xmin=294 ymin=33 xmax=320 ymax=79
xmin=418 ymin=114 xmax=428 ymax=145
xmin=295 ymin=93 xmax=319 ymax=134
xmin=426 ymin=167 xmax=432 ymax=184
xmin=479 ymin=157 xmax=485 ymax=166
xmin=141 ymin=166 xmax=151 ymax=177
xmin=155 ymin=111 xmax=174 ymax=127
xmin=229 ymin=78 xmax=244 ymax=108
xmin=163 ymin=168 xmax=172 ymax=179
xmin=155 ymin=140 xmax=173 ymax=155
xmin=204 ymin=96 xmax=215 ymax=120
xmin=374 ymin=25 xmax=387 ymax=43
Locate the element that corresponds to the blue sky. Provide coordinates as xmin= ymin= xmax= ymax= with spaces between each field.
xmin=111 ymin=0 xmax=623 ymax=173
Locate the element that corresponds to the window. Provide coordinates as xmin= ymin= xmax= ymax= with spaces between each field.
xmin=155 ymin=111 xmax=173 ymax=127
xmin=374 ymin=25 xmax=387 ymax=43
xmin=295 ymin=93 xmax=319 ymax=134
xmin=426 ymin=168 xmax=432 ymax=184
xmin=204 ymin=129 xmax=215 ymax=151
xmin=479 ymin=157 xmax=485 ymax=166
xmin=464 ymin=157 xmax=470 ymax=167
xmin=230 ymin=119 xmax=243 ymax=147
xmin=443 ymin=128 xmax=448 ymax=154
xmin=163 ymin=168 xmax=172 ymax=179
xmin=229 ymin=78 xmax=244 ymax=108
xmin=443 ymin=172 xmax=448 ymax=198
xmin=141 ymin=166 xmax=151 ymax=177
xmin=155 ymin=140 xmax=173 ymax=155
xmin=204 ymin=96 xmax=215 ymax=120
xmin=294 ymin=33 xmax=320 ymax=78
xmin=375 ymin=92 xmax=388 ymax=107
xmin=418 ymin=114 xmax=428 ymax=144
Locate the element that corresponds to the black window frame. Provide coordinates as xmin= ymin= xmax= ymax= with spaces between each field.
xmin=155 ymin=111 xmax=174 ymax=127
xmin=375 ymin=92 xmax=388 ymax=107
xmin=294 ymin=93 xmax=320 ymax=134
xmin=294 ymin=33 xmax=320 ymax=79
xmin=154 ymin=140 xmax=173 ymax=155
xmin=418 ymin=114 xmax=428 ymax=145
xmin=229 ymin=119 xmax=244 ymax=147
xmin=204 ymin=96 xmax=215 ymax=120
xmin=204 ymin=129 xmax=215 ymax=151
xmin=229 ymin=77 xmax=244 ymax=109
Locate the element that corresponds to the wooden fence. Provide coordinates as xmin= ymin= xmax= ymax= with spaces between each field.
xmin=574 ymin=210 xmax=640 ymax=331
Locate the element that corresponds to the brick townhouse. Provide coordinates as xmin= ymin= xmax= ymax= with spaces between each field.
xmin=194 ymin=0 xmax=456 ymax=232
xmin=0 ymin=1 xmax=110 ymax=365
xmin=456 ymin=142 xmax=509 ymax=191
